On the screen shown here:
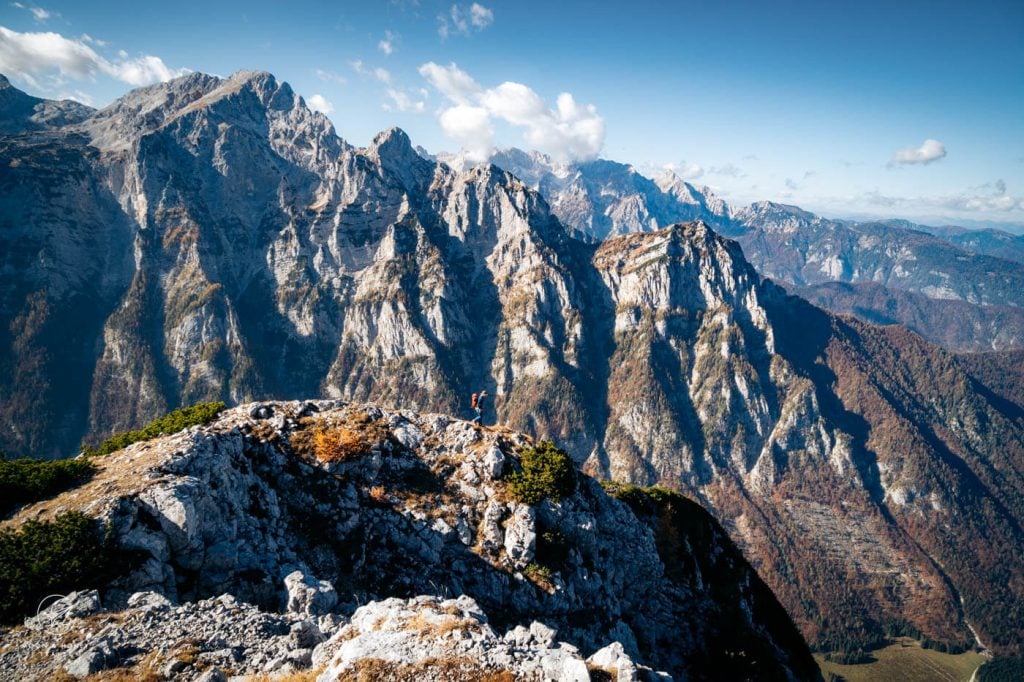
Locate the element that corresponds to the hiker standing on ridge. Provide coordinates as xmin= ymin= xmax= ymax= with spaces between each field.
xmin=471 ymin=390 xmax=488 ymax=425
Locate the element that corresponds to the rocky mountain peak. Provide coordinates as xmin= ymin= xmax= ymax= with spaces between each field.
xmin=366 ymin=126 xmax=435 ymax=192
xmin=0 ymin=74 xmax=95 ymax=133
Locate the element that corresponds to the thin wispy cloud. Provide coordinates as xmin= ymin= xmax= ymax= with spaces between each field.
xmin=10 ymin=2 xmax=52 ymax=22
xmin=350 ymin=59 xmax=391 ymax=84
xmin=708 ymin=163 xmax=744 ymax=178
xmin=79 ymin=34 xmax=107 ymax=47
xmin=378 ymin=30 xmax=397 ymax=56
xmin=889 ymin=139 xmax=947 ymax=167
xmin=383 ymin=87 xmax=425 ymax=113
xmin=0 ymin=26 xmax=188 ymax=88
xmin=662 ymin=161 xmax=704 ymax=181
xmin=419 ymin=61 xmax=604 ymax=163
xmin=855 ymin=183 xmax=1022 ymax=214
xmin=438 ymin=3 xmax=494 ymax=39
xmin=314 ymin=68 xmax=347 ymax=86
xmin=860 ymin=190 xmax=906 ymax=208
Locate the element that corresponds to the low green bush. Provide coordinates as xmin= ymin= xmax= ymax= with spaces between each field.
xmin=536 ymin=529 xmax=570 ymax=569
xmin=507 ymin=441 xmax=576 ymax=505
xmin=82 ymin=401 xmax=226 ymax=456
xmin=0 ymin=457 xmax=96 ymax=517
xmin=0 ymin=512 xmax=125 ymax=624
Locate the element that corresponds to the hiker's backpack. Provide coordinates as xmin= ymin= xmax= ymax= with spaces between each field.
xmin=471 ymin=393 xmax=479 ymax=409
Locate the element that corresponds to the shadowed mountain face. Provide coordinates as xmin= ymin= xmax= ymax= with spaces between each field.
xmin=0 ymin=74 xmax=94 ymax=134
xmin=2 ymin=72 xmax=1023 ymax=657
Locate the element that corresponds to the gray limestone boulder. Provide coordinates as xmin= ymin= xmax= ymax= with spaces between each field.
xmin=284 ymin=570 xmax=338 ymax=616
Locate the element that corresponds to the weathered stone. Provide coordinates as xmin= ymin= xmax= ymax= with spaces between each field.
xmin=284 ymin=570 xmax=338 ymax=616
xmin=27 ymin=590 xmax=102 ymax=630
xmin=504 ymin=504 xmax=536 ymax=566
xmin=126 ymin=591 xmax=172 ymax=613
xmin=64 ymin=637 xmax=116 ymax=678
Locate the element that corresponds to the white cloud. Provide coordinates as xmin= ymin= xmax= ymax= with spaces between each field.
xmin=56 ymin=88 xmax=93 ymax=105
xmin=663 ymin=161 xmax=704 ymax=180
xmin=937 ymin=179 xmax=1019 ymax=210
xmin=349 ymin=59 xmax=391 ymax=84
xmin=0 ymin=26 xmax=187 ymax=88
xmin=10 ymin=3 xmax=52 ymax=21
xmin=708 ymin=163 xmax=744 ymax=178
xmin=0 ymin=26 xmax=103 ymax=81
xmin=108 ymin=54 xmax=187 ymax=87
xmin=418 ymin=61 xmax=480 ymax=104
xmin=856 ymin=184 xmax=1023 ymax=215
xmin=378 ymin=30 xmax=396 ymax=56
xmin=438 ymin=3 xmax=493 ymax=38
xmin=785 ymin=178 xmax=799 ymax=190
xmin=941 ymin=192 xmax=1019 ymax=213
xmin=306 ymin=94 xmax=333 ymax=114
xmin=384 ymin=88 xmax=425 ymax=113
xmin=469 ymin=3 xmax=494 ymax=28
xmin=519 ymin=92 xmax=604 ymax=161
xmin=80 ymin=34 xmax=107 ymax=47
xmin=419 ymin=61 xmax=604 ymax=163
xmin=439 ymin=104 xmax=493 ymax=162
xmin=860 ymin=190 xmax=906 ymax=208
xmin=315 ymin=68 xmax=346 ymax=86
xmin=890 ymin=138 xmax=946 ymax=166
xmin=480 ymin=81 xmax=545 ymax=126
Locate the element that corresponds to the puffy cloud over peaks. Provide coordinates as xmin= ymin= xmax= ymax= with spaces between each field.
xmin=0 ymin=26 xmax=187 ymax=88
xmin=419 ymin=62 xmax=604 ymax=163
xmin=439 ymin=104 xmax=493 ymax=162
xmin=306 ymin=94 xmax=333 ymax=115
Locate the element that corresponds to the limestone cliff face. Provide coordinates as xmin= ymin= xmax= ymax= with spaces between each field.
xmin=2 ymin=71 xmax=1023 ymax=656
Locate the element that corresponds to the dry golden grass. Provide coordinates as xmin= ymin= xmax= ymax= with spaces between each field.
xmin=244 ymin=664 xmax=325 ymax=682
xmin=401 ymin=612 xmax=481 ymax=637
xmin=336 ymin=657 xmax=515 ymax=682
xmin=44 ymin=651 xmax=165 ymax=682
xmin=814 ymin=638 xmax=987 ymax=682
xmin=312 ymin=426 xmax=368 ymax=463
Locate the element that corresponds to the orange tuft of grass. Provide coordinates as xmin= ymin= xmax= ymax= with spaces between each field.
xmin=313 ymin=426 xmax=368 ymax=462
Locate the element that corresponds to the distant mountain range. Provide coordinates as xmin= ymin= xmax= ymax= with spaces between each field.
xmin=432 ymin=146 xmax=1024 ymax=352
xmin=2 ymin=71 xmax=1023 ymax=660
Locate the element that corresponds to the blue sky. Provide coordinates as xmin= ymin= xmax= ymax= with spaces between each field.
xmin=2 ymin=0 xmax=1023 ymax=228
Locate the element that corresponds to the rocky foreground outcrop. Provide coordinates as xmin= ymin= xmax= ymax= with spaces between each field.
xmin=0 ymin=401 xmax=818 ymax=681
